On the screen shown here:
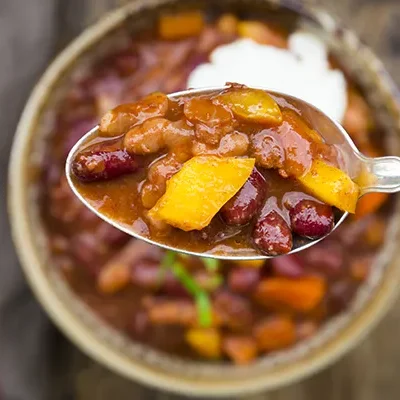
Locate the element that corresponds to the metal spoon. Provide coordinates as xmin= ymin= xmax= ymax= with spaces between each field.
xmin=66 ymin=86 xmax=400 ymax=260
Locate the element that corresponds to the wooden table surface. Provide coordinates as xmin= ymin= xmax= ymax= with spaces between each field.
xmin=1 ymin=0 xmax=400 ymax=399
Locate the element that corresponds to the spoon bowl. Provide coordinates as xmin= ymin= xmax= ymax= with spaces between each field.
xmin=66 ymin=86 xmax=400 ymax=260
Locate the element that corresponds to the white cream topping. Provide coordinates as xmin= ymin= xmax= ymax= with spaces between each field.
xmin=187 ymin=32 xmax=347 ymax=122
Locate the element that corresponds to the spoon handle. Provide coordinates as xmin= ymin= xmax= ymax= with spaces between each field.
xmin=362 ymin=156 xmax=400 ymax=194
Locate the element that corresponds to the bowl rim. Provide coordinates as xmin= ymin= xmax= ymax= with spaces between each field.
xmin=8 ymin=0 xmax=400 ymax=396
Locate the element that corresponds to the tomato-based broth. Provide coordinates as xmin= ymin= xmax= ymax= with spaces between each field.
xmin=40 ymin=10 xmax=390 ymax=364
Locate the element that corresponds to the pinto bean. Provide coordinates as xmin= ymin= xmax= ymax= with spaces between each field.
xmin=146 ymin=300 xmax=197 ymax=326
xmin=99 ymin=92 xmax=169 ymax=136
xmin=253 ymin=210 xmax=293 ymax=256
xmin=72 ymin=139 xmax=138 ymax=182
xmin=222 ymin=335 xmax=258 ymax=365
xmin=97 ymin=240 xmax=161 ymax=294
xmin=162 ymin=119 xmax=194 ymax=152
xmin=124 ymin=117 xmax=168 ymax=155
xmin=221 ymin=167 xmax=267 ymax=225
xmin=217 ymin=131 xmax=249 ymax=156
xmin=140 ymin=154 xmax=183 ymax=208
xmin=184 ymin=97 xmax=234 ymax=145
xmin=289 ymin=200 xmax=334 ymax=239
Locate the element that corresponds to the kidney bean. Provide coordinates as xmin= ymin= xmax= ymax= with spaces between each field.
xmin=303 ymin=240 xmax=343 ymax=276
xmin=96 ymin=222 xmax=129 ymax=247
xmin=327 ymin=280 xmax=357 ymax=315
xmin=214 ymin=291 xmax=253 ymax=330
xmin=70 ymin=232 xmax=105 ymax=276
xmin=129 ymin=311 xmax=151 ymax=340
xmin=228 ymin=267 xmax=260 ymax=294
xmin=112 ymin=49 xmax=139 ymax=76
xmin=253 ymin=210 xmax=293 ymax=256
xmin=289 ymin=200 xmax=334 ymax=239
xmin=161 ymin=275 xmax=190 ymax=297
xmin=221 ymin=168 xmax=267 ymax=225
xmin=72 ymin=139 xmax=138 ymax=182
xmin=131 ymin=261 xmax=161 ymax=290
xmin=271 ymin=254 xmax=305 ymax=278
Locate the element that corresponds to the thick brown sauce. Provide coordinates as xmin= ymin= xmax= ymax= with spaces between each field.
xmin=72 ymin=89 xmax=341 ymax=256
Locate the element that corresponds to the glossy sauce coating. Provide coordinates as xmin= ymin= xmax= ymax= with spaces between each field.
xmin=72 ymin=85 xmax=344 ymax=256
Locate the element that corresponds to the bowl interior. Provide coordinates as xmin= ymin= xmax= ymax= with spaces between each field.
xmin=9 ymin=0 xmax=400 ymax=396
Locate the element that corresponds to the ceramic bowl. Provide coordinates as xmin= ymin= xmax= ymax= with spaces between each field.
xmin=8 ymin=0 xmax=400 ymax=396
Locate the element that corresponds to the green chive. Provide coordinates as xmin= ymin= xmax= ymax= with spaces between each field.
xmin=196 ymin=292 xmax=213 ymax=327
xmin=157 ymin=250 xmax=176 ymax=285
xmin=202 ymin=257 xmax=220 ymax=272
xmin=170 ymin=262 xmax=200 ymax=295
xmin=169 ymin=261 xmax=213 ymax=328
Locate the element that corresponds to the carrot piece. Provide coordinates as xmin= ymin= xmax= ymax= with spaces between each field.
xmin=159 ymin=11 xmax=204 ymax=39
xmin=254 ymin=276 xmax=326 ymax=312
xmin=355 ymin=192 xmax=389 ymax=219
xmin=222 ymin=336 xmax=258 ymax=365
xmin=253 ymin=315 xmax=296 ymax=352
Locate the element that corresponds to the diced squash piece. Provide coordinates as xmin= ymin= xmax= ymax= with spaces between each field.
xmin=149 ymin=156 xmax=255 ymax=231
xmin=217 ymin=14 xmax=239 ymax=36
xmin=297 ymin=160 xmax=360 ymax=213
xmin=282 ymin=109 xmax=323 ymax=144
xmin=159 ymin=11 xmax=204 ymax=39
xmin=218 ymin=88 xmax=282 ymax=125
xmin=355 ymin=192 xmax=389 ymax=219
xmin=185 ymin=328 xmax=222 ymax=359
xmin=237 ymin=21 xmax=287 ymax=48
xmin=253 ymin=315 xmax=296 ymax=352
xmin=232 ymin=260 xmax=265 ymax=268
xmin=254 ymin=277 xmax=326 ymax=312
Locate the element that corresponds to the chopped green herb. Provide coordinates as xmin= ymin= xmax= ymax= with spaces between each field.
xmin=170 ymin=262 xmax=200 ymax=295
xmin=157 ymin=250 xmax=176 ymax=285
xmin=162 ymin=250 xmax=177 ymax=267
xmin=161 ymin=253 xmax=213 ymax=328
xmin=207 ymin=274 xmax=223 ymax=291
xmin=202 ymin=257 xmax=220 ymax=272
xmin=196 ymin=292 xmax=213 ymax=327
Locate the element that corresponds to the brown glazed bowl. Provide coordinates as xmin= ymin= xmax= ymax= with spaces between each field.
xmin=8 ymin=0 xmax=400 ymax=397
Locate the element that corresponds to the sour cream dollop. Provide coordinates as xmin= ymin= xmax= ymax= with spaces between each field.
xmin=187 ymin=32 xmax=347 ymax=123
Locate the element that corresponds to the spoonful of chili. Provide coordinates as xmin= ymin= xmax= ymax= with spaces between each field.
xmin=65 ymin=83 xmax=400 ymax=260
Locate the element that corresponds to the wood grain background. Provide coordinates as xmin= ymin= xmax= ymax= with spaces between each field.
xmin=1 ymin=0 xmax=400 ymax=399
